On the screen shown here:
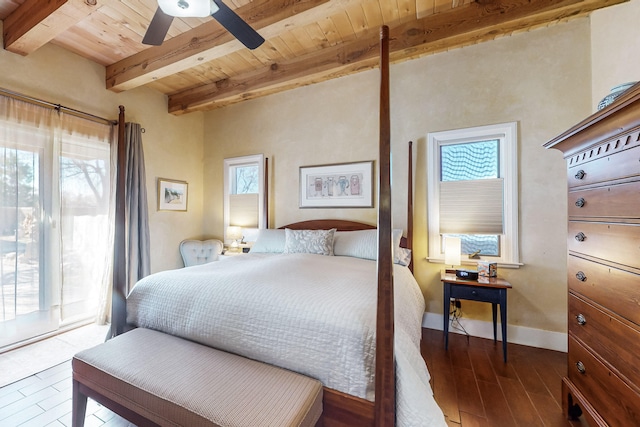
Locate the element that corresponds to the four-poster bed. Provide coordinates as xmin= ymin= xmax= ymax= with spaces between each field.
xmin=108 ymin=27 xmax=445 ymax=426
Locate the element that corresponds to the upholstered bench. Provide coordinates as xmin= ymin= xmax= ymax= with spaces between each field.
xmin=72 ymin=328 xmax=323 ymax=427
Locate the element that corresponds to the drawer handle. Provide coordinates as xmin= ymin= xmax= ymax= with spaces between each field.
xmin=576 ymin=313 xmax=586 ymax=325
xmin=471 ymin=290 xmax=478 ymax=296
xmin=576 ymin=271 xmax=587 ymax=282
xmin=576 ymin=361 xmax=586 ymax=374
xmin=574 ymin=232 xmax=586 ymax=242
xmin=574 ymin=170 xmax=586 ymax=180
xmin=575 ymin=198 xmax=586 ymax=208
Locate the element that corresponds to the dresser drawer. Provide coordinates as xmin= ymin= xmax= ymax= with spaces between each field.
xmin=568 ymin=221 xmax=640 ymax=269
xmin=568 ymin=144 xmax=640 ymax=188
xmin=568 ymin=255 xmax=640 ymax=327
xmin=569 ymin=293 xmax=640 ymax=387
xmin=568 ymin=181 xmax=640 ymax=219
xmin=568 ymin=336 xmax=640 ymax=427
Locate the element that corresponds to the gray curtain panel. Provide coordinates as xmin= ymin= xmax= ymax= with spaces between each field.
xmin=125 ymin=122 xmax=151 ymax=287
xmin=108 ymin=122 xmax=150 ymax=339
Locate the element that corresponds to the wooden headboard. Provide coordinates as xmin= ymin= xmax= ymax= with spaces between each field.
xmin=280 ymin=219 xmax=410 ymax=252
xmin=281 ymin=219 xmax=375 ymax=232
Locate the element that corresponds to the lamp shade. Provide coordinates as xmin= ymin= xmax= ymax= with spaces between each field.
xmin=227 ymin=226 xmax=243 ymax=241
xmin=444 ymin=236 xmax=461 ymax=267
xmin=158 ymin=0 xmax=217 ymax=18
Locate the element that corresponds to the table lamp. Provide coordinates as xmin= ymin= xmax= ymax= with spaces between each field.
xmin=444 ymin=236 xmax=461 ymax=268
xmin=227 ymin=226 xmax=243 ymax=251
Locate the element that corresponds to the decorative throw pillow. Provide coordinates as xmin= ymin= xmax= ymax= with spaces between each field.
xmin=249 ymin=229 xmax=286 ymax=253
xmin=283 ymin=228 xmax=336 ymax=256
xmin=394 ymin=247 xmax=412 ymax=266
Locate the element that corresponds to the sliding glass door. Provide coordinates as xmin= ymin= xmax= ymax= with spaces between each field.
xmin=0 ymin=97 xmax=114 ymax=350
xmin=0 ymin=136 xmax=56 ymax=347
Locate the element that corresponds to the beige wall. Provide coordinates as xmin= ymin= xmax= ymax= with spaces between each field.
xmin=0 ymin=32 xmax=205 ymax=273
xmin=202 ymin=65 xmax=382 ymax=234
xmin=203 ymin=19 xmax=593 ymax=338
xmin=591 ymin=0 xmax=640 ymax=111
xmin=397 ymin=19 xmax=590 ymax=335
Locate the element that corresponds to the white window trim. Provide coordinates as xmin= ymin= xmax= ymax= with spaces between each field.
xmin=427 ymin=122 xmax=521 ymax=268
xmin=223 ymin=154 xmax=265 ymax=242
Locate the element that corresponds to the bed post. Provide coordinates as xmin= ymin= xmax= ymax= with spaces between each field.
xmin=407 ymin=141 xmax=414 ymax=272
xmin=264 ymin=157 xmax=269 ymax=229
xmin=375 ymin=25 xmax=395 ymax=427
xmin=111 ymin=105 xmax=127 ymax=337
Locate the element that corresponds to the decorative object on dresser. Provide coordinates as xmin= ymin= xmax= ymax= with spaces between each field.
xmin=596 ymin=81 xmax=637 ymax=110
xmin=544 ymin=81 xmax=640 ymax=426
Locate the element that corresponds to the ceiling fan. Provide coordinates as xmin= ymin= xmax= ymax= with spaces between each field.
xmin=143 ymin=0 xmax=265 ymax=49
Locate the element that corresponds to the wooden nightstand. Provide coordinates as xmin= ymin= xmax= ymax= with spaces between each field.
xmin=441 ymin=271 xmax=512 ymax=362
xmin=223 ymin=244 xmax=251 ymax=255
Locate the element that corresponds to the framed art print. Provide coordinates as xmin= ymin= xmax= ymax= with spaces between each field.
xmin=157 ymin=178 xmax=188 ymax=211
xmin=299 ymin=161 xmax=374 ymax=208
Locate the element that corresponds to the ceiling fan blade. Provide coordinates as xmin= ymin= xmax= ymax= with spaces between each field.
xmin=142 ymin=7 xmax=174 ymax=46
xmin=212 ymin=0 xmax=264 ymax=50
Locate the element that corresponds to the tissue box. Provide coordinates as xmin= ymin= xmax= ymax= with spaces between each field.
xmin=477 ymin=261 xmax=497 ymax=277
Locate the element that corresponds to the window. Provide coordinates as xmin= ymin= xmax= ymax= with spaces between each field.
xmin=427 ymin=122 xmax=520 ymax=267
xmin=223 ymin=155 xmax=265 ymax=243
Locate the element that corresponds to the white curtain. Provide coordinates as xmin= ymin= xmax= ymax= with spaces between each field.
xmin=0 ymin=95 xmax=115 ymax=348
xmin=56 ymin=111 xmax=116 ymax=325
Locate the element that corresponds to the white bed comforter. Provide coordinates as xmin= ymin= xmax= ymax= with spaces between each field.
xmin=126 ymin=253 xmax=446 ymax=426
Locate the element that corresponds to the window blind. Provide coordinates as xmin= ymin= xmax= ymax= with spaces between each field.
xmin=229 ymin=193 xmax=259 ymax=228
xmin=439 ymin=178 xmax=504 ymax=234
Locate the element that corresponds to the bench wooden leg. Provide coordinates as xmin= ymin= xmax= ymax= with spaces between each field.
xmin=72 ymin=379 xmax=87 ymax=427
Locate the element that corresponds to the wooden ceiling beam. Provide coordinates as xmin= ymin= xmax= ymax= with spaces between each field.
xmin=168 ymin=0 xmax=626 ymax=114
xmin=3 ymin=0 xmax=103 ymax=56
xmin=106 ymin=0 xmax=364 ymax=92
xmin=167 ymin=30 xmax=382 ymax=114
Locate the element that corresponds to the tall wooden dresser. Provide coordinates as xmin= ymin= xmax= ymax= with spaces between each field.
xmin=545 ymin=82 xmax=640 ymax=426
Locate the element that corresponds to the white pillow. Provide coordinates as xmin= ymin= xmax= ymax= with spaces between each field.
xmin=392 ymin=229 xmax=402 ymax=252
xmin=333 ymin=228 xmax=408 ymax=264
xmin=333 ymin=229 xmax=378 ymax=260
xmin=249 ymin=229 xmax=286 ymax=253
xmin=283 ymin=228 xmax=336 ymax=256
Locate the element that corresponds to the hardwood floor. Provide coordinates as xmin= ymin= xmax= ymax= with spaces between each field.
xmin=0 ymin=360 xmax=133 ymax=427
xmin=0 ymin=324 xmax=109 ymax=388
xmin=421 ymin=327 xmax=580 ymax=427
xmin=2 ymin=327 xmax=576 ymax=426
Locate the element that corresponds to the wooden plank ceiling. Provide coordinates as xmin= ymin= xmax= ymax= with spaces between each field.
xmin=0 ymin=0 xmax=626 ymax=115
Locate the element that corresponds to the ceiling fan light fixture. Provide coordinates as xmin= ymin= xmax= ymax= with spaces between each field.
xmin=157 ymin=0 xmax=218 ymax=18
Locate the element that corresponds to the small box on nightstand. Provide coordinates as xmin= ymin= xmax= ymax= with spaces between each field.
xmin=477 ymin=261 xmax=497 ymax=277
